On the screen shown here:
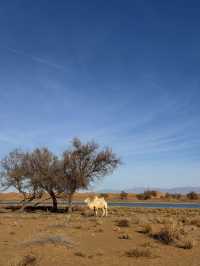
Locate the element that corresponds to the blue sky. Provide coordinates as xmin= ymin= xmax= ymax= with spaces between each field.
xmin=0 ymin=0 xmax=200 ymax=190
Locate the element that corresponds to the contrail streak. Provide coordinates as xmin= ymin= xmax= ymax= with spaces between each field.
xmin=6 ymin=47 xmax=68 ymax=72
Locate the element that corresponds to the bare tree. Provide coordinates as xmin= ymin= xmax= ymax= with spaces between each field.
xmin=59 ymin=138 xmax=121 ymax=211
xmin=0 ymin=139 xmax=121 ymax=213
xmin=0 ymin=149 xmax=42 ymax=206
xmin=24 ymin=148 xmax=60 ymax=211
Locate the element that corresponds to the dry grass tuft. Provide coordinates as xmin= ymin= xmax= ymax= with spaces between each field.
xmin=96 ymin=220 xmax=103 ymax=226
xmin=190 ymin=218 xmax=200 ymax=227
xmin=81 ymin=210 xmax=94 ymax=217
xmin=48 ymin=223 xmax=67 ymax=229
xmin=141 ymin=241 xmax=157 ymax=248
xmin=177 ymin=238 xmax=195 ymax=249
xmin=74 ymin=251 xmax=86 ymax=257
xmin=139 ymin=224 xmax=153 ymax=234
xmin=118 ymin=233 xmax=132 ymax=240
xmin=21 ymin=235 xmax=73 ymax=248
xmin=116 ymin=218 xmax=130 ymax=227
xmin=96 ymin=250 xmax=104 ymax=256
xmin=74 ymin=225 xmax=82 ymax=229
xmin=95 ymin=228 xmax=104 ymax=233
xmin=125 ymin=247 xmax=152 ymax=258
xmin=9 ymin=254 xmax=37 ymax=266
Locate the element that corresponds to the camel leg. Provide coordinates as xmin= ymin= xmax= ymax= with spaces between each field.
xmin=105 ymin=207 xmax=108 ymax=217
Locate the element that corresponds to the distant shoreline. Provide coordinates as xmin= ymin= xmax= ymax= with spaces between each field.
xmin=1 ymin=199 xmax=200 ymax=205
xmin=1 ymin=192 xmax=200 ymax=204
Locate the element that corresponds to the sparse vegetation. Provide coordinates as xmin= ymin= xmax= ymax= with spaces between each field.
xmin=190 ymin=218 xmax=200 ymax=227
xmin=141 ymin=241 xmax=157 ymax=248
xmin=1 ymin=205 xmax=200 ymax=266
xmin=10 ymin=255 xmax=37 ymax=266
xmin=120 ymin=191 xmax=128 ymax=200
xmin=74 ymin=251 xmax=86 ymax=257
xmin=139 ymin=223 xmax=153 ymax=234
xmin=177 ymin=238 xmax=195 ymax=249
xmin=118 ymin=233 xmax=132 ymax=239
xmin=164 ymin=193 xmax=182 ymax=200
xmin=187 ymin=191 xmax=199 ymax=200
xmin=21 ymin=235 xmax=73 ymax=248
xmin=153 ymin=223 xmax=182 ymax=244
xmin=125 ymin=247 xmax=152 ymax=258
xmin=117 ymin=218 xmax=130 ymax=227
xmin=136 ymin=190 xmax=158 ymax=200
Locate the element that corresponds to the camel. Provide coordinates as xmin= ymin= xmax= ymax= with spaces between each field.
xmin=84 ymin=196 xmax=108 ymax=217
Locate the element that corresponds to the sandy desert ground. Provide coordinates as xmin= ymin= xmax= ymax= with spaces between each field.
xmin=1 ymin=206 xmax=200 ymax=266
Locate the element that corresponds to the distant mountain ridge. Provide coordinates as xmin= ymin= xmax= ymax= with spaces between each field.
xmin=98 ymin=186 xmax=200 ymax=194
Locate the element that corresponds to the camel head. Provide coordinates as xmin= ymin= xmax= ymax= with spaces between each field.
xmin=84 ymin=198 xmax=90 ymax=204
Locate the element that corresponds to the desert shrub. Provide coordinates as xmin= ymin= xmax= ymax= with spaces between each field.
xmin=187 ymin=192 xmax=199 ymax=200
xmin=74 ymin=251 xmax=86 ymax=257
xmin=145 ymin=190 xmax=157 ymax=199
xmin=96 ymin=250 xmax=104 ymax=256
xmin=10 ymin=255 xmax=37 ymax=266
xmin=125 ymin=247 xmax=152 ymax=258
xmin=190 ymin=218 xmax=200 ymax=227
xmin=179 ymin=216 xmax=190 ymax=225
xmin=118 ymin=233 xmax=132 ymax=240
xmin=136 ymin=194 xmax=145 ymax=200
xmin=117 ymin=218 xmax=130 ymax=227
xmin=153 ymin=223 xmax=181 ymax=244
xmin=140 ymin=224 xmax=153 ymax=234
xmin=131 ymin=217 xmax=140 ymax=224
xmin=148 ymin=190 xmax=157 ymax=197
xmin=170 ymin=193 xmax=182 ymax=200
xmin=177 ymin=238 xmax=195 ymax=249
xmin=96 ymin=219 xmax=103 ymax=225
xmin=164 ymin=193 xmax=171 ymax=199
xmin=165 ymin=193 xmax=183 ymax=200
xmin=120 ymin=191 xmax=128 ymax=200
xmin=95 ymin=228 xmax=104 ymax=233
xmin=136 ymin=190 xmax=157 ymax=200
xmin=175 ymin=193 xmax=182 ymax=199
xmin=74 ymin=225 xmax=83 ymax=229
xmin=141 ymin=241 xmax=157 ymax=248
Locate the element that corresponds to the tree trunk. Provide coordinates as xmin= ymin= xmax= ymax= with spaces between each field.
xmin=49 ymin=191 xmax=57 ymax=212
xmin=68 ymin=193 xmax=73 ymax=212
